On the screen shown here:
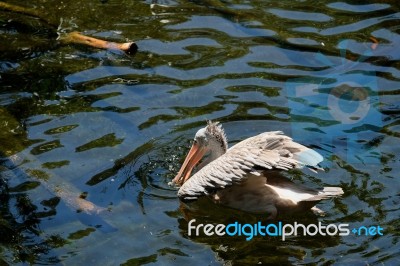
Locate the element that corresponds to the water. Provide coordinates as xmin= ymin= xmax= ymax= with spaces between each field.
xmin=1 ymin=0 xmax=400 ymax=265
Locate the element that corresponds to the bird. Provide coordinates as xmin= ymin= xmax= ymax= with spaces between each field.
xmin=170 ymin=121 xmax=343 ymax=219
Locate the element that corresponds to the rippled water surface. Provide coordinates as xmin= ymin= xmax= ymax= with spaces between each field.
xmin=1 ymin=0 xmax=400 ymax=265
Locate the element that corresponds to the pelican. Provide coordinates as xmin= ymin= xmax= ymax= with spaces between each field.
xmin=170 ymin=121 xmax=343 ymax=219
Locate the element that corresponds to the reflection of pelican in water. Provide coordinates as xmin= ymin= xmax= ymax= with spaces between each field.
xmin=170 ymin=121 xmax=343 ymax=219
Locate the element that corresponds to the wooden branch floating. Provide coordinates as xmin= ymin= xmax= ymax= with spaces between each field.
xmin=0 ymin=1 xmax=137 ymax=55
xmin=59 ymin=31 xmax=138 ymax=55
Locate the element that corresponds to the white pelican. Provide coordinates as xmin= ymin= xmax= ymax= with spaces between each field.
xmin=170 ymin=121 xmax=343 ymax=218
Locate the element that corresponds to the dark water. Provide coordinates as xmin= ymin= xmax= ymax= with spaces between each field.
xmin=1 ymin=0 xmax=400 ymax=265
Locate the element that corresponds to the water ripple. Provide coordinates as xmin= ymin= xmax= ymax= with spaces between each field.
xmin=327 ymin=2 xmax=391 ymax=13
xmin=268 ymin=8 xmax=333 ymax=22
xmin=167 ymin=15 xmax=276 ymax=37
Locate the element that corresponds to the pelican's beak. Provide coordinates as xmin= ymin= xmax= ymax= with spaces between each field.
xmin=172 ymin=142 xmax=206 ymax=186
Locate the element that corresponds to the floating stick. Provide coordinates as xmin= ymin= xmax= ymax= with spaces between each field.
xmin=0 ymin=1 xmax=137 ymax=55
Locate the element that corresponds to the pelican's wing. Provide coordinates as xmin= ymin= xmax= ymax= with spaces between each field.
xmin=177 ymin=131 xmax=323 ymax=201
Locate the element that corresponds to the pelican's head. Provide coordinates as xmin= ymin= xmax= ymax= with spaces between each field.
xmin=171 ymin=121 xmax=227 ymax=186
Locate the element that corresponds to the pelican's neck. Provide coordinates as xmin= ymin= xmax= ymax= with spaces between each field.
xmin=197 ymin=137 xmax=227 ymax=171
xmin=193 ymin=121 xmax=228 ymax=171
